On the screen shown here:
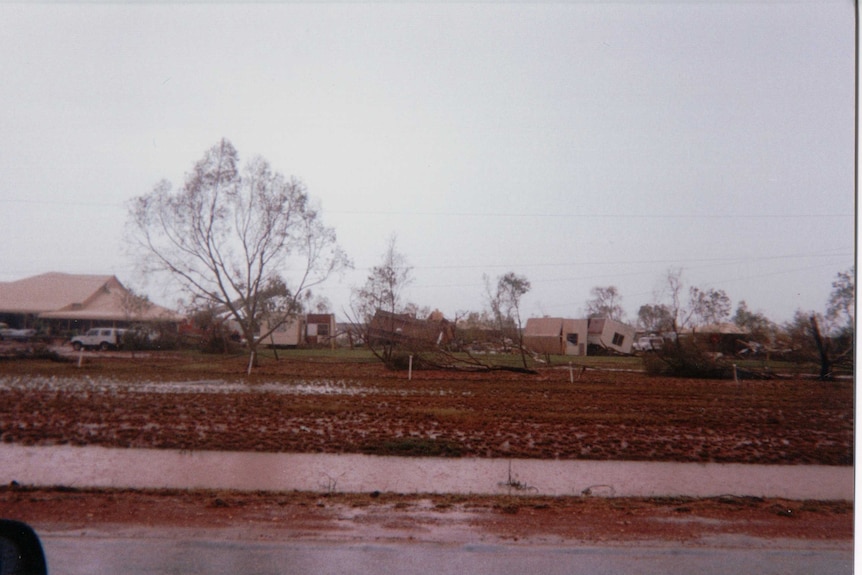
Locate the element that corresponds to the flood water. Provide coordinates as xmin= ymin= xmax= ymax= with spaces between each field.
xmin=1 ymin=444 xmax=852 ymax=500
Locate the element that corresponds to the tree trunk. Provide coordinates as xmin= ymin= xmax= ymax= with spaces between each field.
xmin=809 ymin=315 xmax=832 ymax=380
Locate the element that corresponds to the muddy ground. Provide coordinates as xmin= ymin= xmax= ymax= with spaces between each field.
xmin=0 ymin=353 xmax=852 ymax=465
xmin=0 ymin=352 xmax=853 ymax=543
xmin=0 ymin=486 xmax=853 ymax=546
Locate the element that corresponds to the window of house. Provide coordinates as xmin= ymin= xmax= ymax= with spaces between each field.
xmin=565 ymin=333 xmax=578 ymax=345
xmin=317 ymin=323 xmax=330 ymax=337
xmin=612 ymin=332 xmax=625 ymax=346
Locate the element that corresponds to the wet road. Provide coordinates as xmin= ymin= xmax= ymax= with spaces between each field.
xmin=41 ymin=534 xmax=853 ymax=575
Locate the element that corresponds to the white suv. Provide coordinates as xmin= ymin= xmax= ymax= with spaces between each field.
xmin=70 ymin=328 xmax=127 ymax=351
xmin=633 ymin=335 xmax=664 ymax=352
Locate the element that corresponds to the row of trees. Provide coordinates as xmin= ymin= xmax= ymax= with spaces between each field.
xmin=128 ymin=140 xmax=852 ymax=376
xmin=585 ymin=267 xmax=854 ymax=342
xmin=585 ymin=267 xmax=854 ymax=378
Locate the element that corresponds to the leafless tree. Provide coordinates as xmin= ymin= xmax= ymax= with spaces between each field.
xmin=485 ymin=272 xmax=531 ymax=368
xmin=348 ymin=236 xmax=415 ymax=365
xmin=126 ymin=139 xmax=350 ymax=360
xmin=351 ymin=235 xmax=413 ymax=322
xmin=826 ymin=266 xmax=854 ymax=333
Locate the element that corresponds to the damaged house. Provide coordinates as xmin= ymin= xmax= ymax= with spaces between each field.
xmin=587 ymin=317 xmax=636 ymax=355
xmin=523 ymin=317 xmax=588 ymax=356
xmin=367 ymin=309 xmax=455 ymax=349
xmin=524 ymin=317 xmax=636 ymax=356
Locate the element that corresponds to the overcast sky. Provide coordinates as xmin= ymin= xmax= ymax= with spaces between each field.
xmin=0 ymin=1 xmax=855 ymax=325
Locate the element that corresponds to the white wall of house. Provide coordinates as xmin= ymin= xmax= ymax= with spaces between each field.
xmin=524 ymin=318 xmax=589 ymax=356
xmin=260 ymin=317 xmax=303 ymax=347
xmin=561 ymin=318 xmax=589 ymax=356
xmin=588 ymin=319 xmax=636 ymax=355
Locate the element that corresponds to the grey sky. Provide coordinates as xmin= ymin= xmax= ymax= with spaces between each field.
xmin=0 ymin=1 xmax=854 ymax=324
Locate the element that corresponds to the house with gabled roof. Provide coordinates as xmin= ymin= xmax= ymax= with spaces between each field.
xmin=0 ymin=272 xmax=181 ymax=334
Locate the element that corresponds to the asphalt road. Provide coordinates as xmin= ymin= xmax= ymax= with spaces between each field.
xmin=40 ymin=534 xmax=853 ymax=575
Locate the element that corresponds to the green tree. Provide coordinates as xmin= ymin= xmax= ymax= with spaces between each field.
xmin=636 ymin=303 xmax=674 ymax=334
xmin=688 ymin=287 xmax=731 ymax=326
xmin=733 ymin=301 xmax=775 ymax=342
xmin=585 ymin=285 xmax=625 ymax=321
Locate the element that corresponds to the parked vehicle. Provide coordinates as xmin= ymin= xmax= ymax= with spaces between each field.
xmin=0 ymin=323 xmax=37 ymax=341
xmin=633 ymin=335 xmax=663 ymax=352
xmin=70 ymin=328 xmax=127 ymax=351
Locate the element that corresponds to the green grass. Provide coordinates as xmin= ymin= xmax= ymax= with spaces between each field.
xmin=254 ymin=348 xmax=379 ymax=362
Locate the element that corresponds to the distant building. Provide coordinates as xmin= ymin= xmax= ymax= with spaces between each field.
xmin=259 ymin=316 xmax=304 ymax=348
xmin=587 ymin=318 xmax=636 ymax=355
xmin=0 ymin=272 xmax=181 ymax=334
xmin=368 ymin=309 xmax=454 ymax=348
xmin=680 ymin=322 xmax=749 ymax=355
xmin=305 ymin=313 xmax=336 ymax=347
xmin=524 ymin=316 xmax=636 ymax=356
xmin=523 ymin=317 xmax=588 ymax=356
xmin=259 ymin=313 xmax=338 ymax=348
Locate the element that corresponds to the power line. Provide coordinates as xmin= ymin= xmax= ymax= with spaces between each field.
xmin=1 ymin=198 xmax=852 ymax=220
xmin=351 ymin=249 xmax=851 ymax=275
xmin=327 ymin=210 xmax=853 ymax=220
xmin=403 ymin=249 xmax=851 ymax=271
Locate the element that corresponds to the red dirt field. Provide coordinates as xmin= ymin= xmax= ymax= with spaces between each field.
xmin=0 ymin=354 xmax=853 ymax=465
xmin=0 ymin=353 xmax=853 ymax=544
xmin=0 ymin=486 xmax=853 ymax=545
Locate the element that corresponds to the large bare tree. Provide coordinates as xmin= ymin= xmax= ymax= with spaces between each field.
xmin=127 ymin=139 xmax=350 ymax=358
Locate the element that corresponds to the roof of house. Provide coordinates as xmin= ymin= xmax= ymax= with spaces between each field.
xmin=587 ymin=317 xmax=635 ymax=334
xmin=587 ymin=318 xmax=607 ymax=334
xmin=0 ymin=272 xmax=180 ymax=322
xmin=0 ymin=273 xmax=115 ymax=314
xmin=524 ymin=317 xmax=586 ymax=336
xmin=685 ymin=322 xmax=749 ymax=335
xmin=524 ymin=317 xmax=562 ymax=336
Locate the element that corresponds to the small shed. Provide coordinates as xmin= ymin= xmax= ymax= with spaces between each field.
xmin=523 ymin=317 xmax=588 ymax=356
xmin=305 ymin=313 xmax=336 ymax=347
xmin=587 ymin=318 xmax=636 ymax=355
xmin=260 ymin=316 xmax=304 ymax=348
xmin=681 ymin=322 xmax=749 ymax=355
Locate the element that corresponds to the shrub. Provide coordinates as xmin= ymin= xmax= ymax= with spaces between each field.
xmin=644 ymin=339 xmax=733 ymax=379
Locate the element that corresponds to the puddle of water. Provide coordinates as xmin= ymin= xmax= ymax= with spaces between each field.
xmin=0 ymin=445 xmax=852 ymax=500
xmin=0 ymin=375 xmax=463 ymax=397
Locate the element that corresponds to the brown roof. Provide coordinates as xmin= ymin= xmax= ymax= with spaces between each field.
xmin=0 ymin=273 xmax=116 ymax=313
xmin=0 ymin=272 xmax=180 ymax=322
xmin=685 ymin=323 xmax=749 ymax=335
